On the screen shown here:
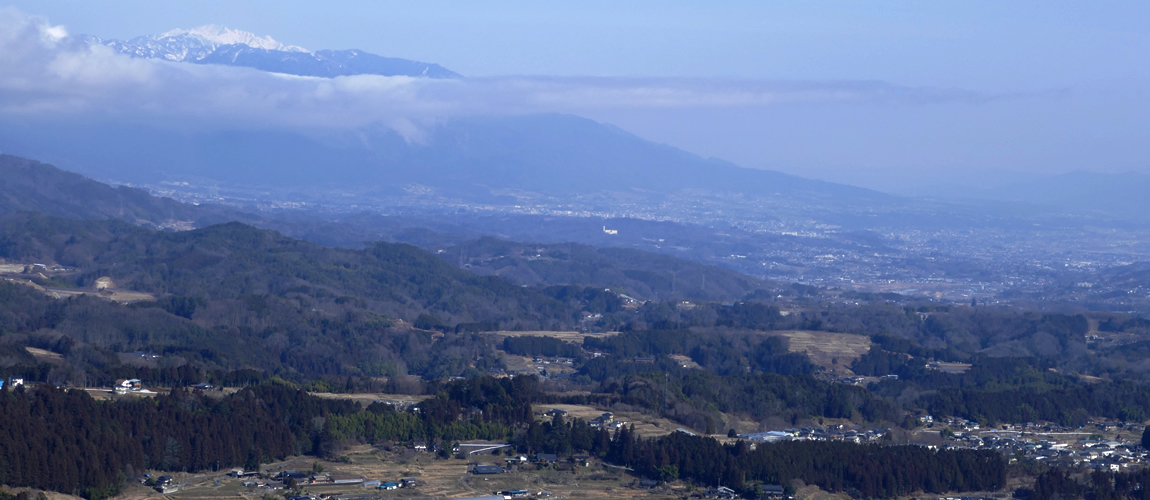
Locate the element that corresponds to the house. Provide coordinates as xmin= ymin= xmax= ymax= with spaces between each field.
xmin=572 ymin=454 xmax=591 ymax=466
xmin=381 ymin=482 xmax=399 ymax=490
xmin=329 ymin=473 xmax=363 ymax=485
xmin=536 ymin=453 xmax=558 ymax=464
xmin=545 ymin=409 xmax=569 ymax=417
xmin=761 ymin=484 xmax=785 ymax=498
xmin=413 ymin=441 xmax=429 ymax=451
xmin=497 ymin=489 xmax=530 ymax=498
xmin=472 ymin=465 xmax=504 ymax=475
xmin=154 ymin=475 xmax=177 ymax=494
xmin=703 ymin=486 xmax=739 ymax=499
xmin=400 ymin=478 xmax=418 ymax=488
xmin=276 ymin=471 xmax=309 ymax=482
xmin=227 ymin=469 xmax=259 ymax=478
xmin=257 ymin=481 xmax=285 ymax=491
xmin=639 ymin=479 xmax=659 ymax=488
xmin=114 ymin=379 xmax=143 ymax=394
xmin=193 ymin=382 xmax=214 ymax=391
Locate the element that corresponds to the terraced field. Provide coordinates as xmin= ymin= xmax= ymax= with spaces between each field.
xmin=769 ymin=330 xmax=872 ymax=373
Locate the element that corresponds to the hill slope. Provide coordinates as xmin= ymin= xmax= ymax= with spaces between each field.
xmin=0 ymin=154 xmax=236 ymax=228
xmin=0 ymin=213 xmax=619 ymax=379
xmin=442 ymin=237 xmax=766 ymax=302
xmin=0 ymin=115 xmax=887 ymax=207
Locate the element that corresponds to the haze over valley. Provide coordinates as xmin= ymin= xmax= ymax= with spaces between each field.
xmin=3 ymin=4 xmax=1150 ymax=500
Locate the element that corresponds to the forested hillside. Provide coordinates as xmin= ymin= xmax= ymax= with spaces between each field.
xmin=0 ymin=155 xmax=240 ymax=228
xmin=0 ymin=214 xmax=627 ymax=381
xmin=437 ymin=237 xmax=766 ymax=302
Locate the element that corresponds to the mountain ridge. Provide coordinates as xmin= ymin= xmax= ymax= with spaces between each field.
xmin=81 ymin=25 xmax=460 ymax=78
xmin=0 ymin=114 xmax=887 ymax=207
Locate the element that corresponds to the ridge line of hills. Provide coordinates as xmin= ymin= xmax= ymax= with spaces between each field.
xmin=0 ymin=153 xmax=769 ymax=303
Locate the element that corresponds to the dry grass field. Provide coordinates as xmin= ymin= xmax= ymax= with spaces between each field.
xmin=308 ymin=393 xmax=432 ymax=406
xmin=493 ymin=330 xmax=619 ymax=343
xmin=531 ymin=404 xmax=680 ymax=439
xmin=24 ymin=346 xmax=64 ymax=364
xmin=153 ymin=446 xmax=686 ymax=500
xmin=768 ymin=330 xmax=872 ymax=373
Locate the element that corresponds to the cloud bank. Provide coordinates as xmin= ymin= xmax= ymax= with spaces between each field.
xmin=4 ymin=8 xmax=1149 ymax=192
xmin=0 ymin=9 xmax=990 ymax=141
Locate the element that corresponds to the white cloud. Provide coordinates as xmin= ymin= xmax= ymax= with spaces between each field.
xmin=0 ymin=8 xmax=988 ymax=141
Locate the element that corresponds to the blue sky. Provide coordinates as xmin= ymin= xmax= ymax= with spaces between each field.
xmin=2 ymin=1 xmax=1149 ymax=191
xmin=9 ymin=1 xmax=1149 ymax=88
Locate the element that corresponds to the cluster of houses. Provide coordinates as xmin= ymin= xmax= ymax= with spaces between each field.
xmin=828 ymin=374 xmax=898 ymax=385
xmin=945 ymin=433 xmax=1148 ymax=471
xmin=917 ymin=415 xmax=981 ymax=431
xmin=472 ymin=453 xmax=595 ymax=475
xmin=913 ymin=417 xmax=1150 ymax=471
xmin=230 ymin=469 xmax=416 ymax=492
xmin=738 ymin=426 xmax=888 ymax=444
xmin=457 ymin=491 xmax=552 ymax=500
xmin=543 ymin=408 xmax=626 ymax=430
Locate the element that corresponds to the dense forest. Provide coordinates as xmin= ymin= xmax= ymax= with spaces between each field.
xmin=1028 ymin=468 xmax=1150 ymax=500
xmin=4 ymin=166 xmax=1150 ymax=500
xmin=0 ymin=377 xmax=1007 ymax=499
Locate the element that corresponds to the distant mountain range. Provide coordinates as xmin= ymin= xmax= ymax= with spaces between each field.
xmin=81 ymin=25 xmax=460 ymax=78
xmin=0 ymin=113 xmax=886 ymax=208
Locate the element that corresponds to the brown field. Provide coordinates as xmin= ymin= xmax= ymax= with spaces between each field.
xmin=532 ymin=404 xmax=680 ymax=439
xmin=492 ymin=330 xmax=619 ymax=343
xmin=45 ymin=287 xmax=157 ymax=303
xmin=154 ymin=446 xmax=685 ymax=500
xmin=769 ymin=330 xmax=872 ymax=373
xmin=796 ymin=484 xmax=853 ymax=500
xmin=928 ymin=362 xmax=972 ymax=374
xmin=309 ymin=392 xmax=432 ymax=406
xmin=25 ymin=346 xmax=64 ymax=364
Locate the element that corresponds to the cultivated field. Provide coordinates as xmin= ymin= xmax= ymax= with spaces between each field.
xmin=150 ymin=447 xmax=685 ymax=500
xmin=493 ymin=330 xmax=619 ymax=343
xmin=531 ymin=404 xmax=680 ymax=439
xmin=768 ymin=330 xmax=872 ymax=373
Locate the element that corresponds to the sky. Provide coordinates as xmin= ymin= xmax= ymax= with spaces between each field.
xmin=2 ymin=1 xmax=1149 ymax=192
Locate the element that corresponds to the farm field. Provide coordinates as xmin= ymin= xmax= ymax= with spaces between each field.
xmin=149 ymin=448 xmax=685 ymax=500
xmin=768 ymin=330 xmax=872 ymax=373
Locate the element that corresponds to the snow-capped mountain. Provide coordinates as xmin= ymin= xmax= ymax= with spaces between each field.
xmin=161 ymin=25 xmax=307 ymax=53
xmin=81 ymin=25 xmax=460 ymax=78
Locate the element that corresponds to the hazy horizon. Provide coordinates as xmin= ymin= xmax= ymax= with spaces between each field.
xmin=2 ymin=1 xmax=1149 ymax=193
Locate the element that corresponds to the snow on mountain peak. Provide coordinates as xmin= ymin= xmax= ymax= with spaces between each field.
xmin=158 ymin=25 xmax=308 ymax=53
